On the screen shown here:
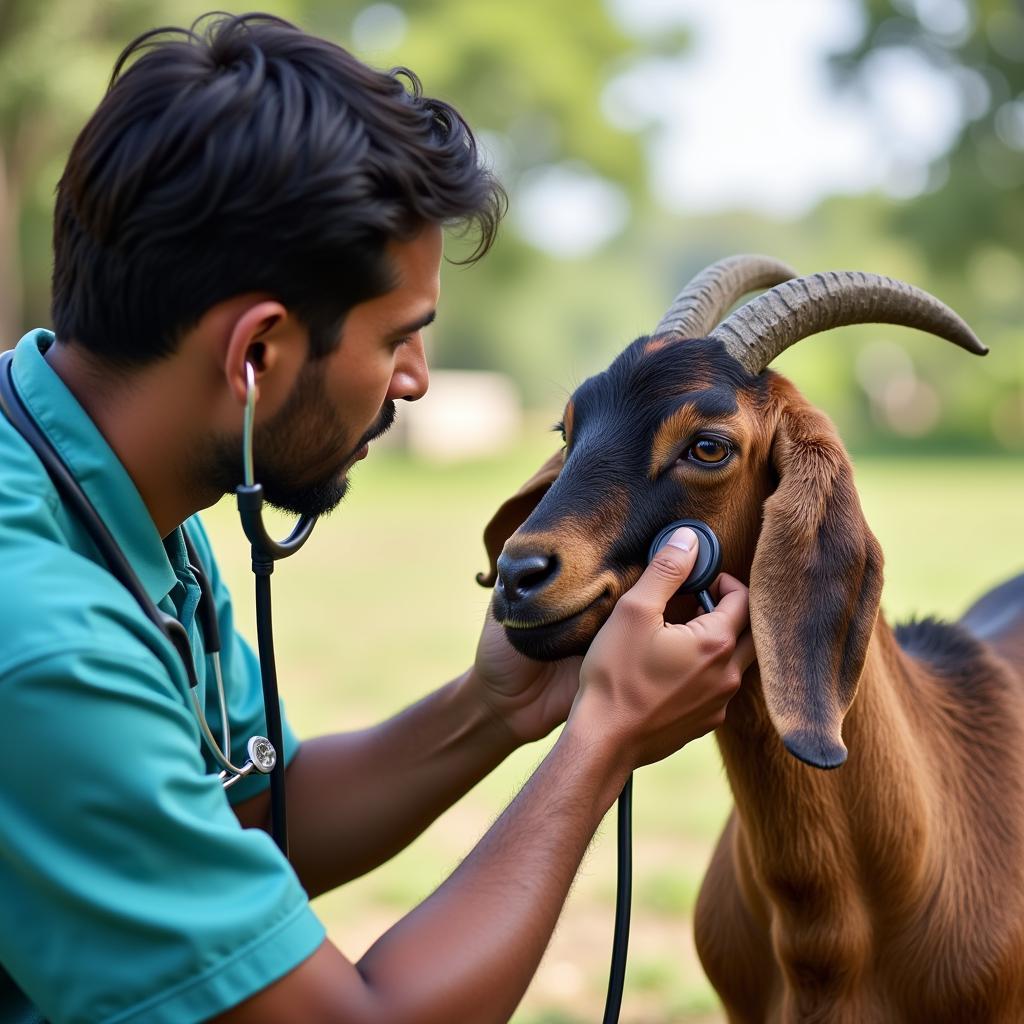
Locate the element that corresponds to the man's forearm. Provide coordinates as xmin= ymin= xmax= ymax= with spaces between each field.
xmin=278 ymin=669 xmax=521 ymax=896
xmin=214 ymin=714 xmax=627 ymax=1024
xmin=352 ymin=713 xmax=627 ymax=1023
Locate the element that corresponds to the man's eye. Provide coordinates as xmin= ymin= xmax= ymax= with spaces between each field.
xmin=686 ymin=437 xmax=732 ymax=464
xmin=552 ymin=420 xmax=566 ymax=443
xmin=391 ymin=335 xmax=412 ymax=352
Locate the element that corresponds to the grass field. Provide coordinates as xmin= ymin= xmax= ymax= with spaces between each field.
xmin=201 ymin=438 xmax=1023 ymax=1024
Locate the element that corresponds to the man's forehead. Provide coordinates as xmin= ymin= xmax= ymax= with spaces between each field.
xmin=378 ymin=227 xmax=442 ymax=327
xmin=387 ymin=223 xmax=444 ymax=285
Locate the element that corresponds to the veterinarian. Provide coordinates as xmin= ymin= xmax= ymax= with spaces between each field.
xmin=0 ymin=13 xmax=754 ymax=1023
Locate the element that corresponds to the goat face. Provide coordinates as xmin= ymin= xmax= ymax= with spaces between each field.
xmin=484 ymin=337 xmax=773 ymax=659
xmin=478 ymin=256 xmax=985 ymax=768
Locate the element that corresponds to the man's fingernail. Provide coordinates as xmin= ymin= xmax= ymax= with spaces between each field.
xmin=667 ymin=527 xmax=696 ymax=552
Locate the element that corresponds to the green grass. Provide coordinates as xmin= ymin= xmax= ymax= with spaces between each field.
xmin=200 ymin=440 xmax=1022 ymax=1024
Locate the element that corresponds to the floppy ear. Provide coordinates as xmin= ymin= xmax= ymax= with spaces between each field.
xmin=749 ymin=388 xmax=884 ymax=770
xmin=476 ymin=450 xmax=565 ymax=587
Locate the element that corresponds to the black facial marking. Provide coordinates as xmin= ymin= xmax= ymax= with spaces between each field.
xmin=676 ymin=388 xmax=740 ymax=420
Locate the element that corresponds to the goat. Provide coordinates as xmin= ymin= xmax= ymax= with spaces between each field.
xmin=476 ymin=255 xmax=1024 ymax=1022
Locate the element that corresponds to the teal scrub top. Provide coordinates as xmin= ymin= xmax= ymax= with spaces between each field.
xmin=0 ymin=332 xmax=325 ymax=1023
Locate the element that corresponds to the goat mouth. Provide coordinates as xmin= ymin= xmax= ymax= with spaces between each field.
xmin=498 ymin=591 xmax=611 ymax=660
xmin=499 ymin=591 xmax=608 ymax=631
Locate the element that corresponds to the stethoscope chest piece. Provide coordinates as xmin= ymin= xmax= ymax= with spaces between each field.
xmin=248 ymin=735 xmax=277 ymax=774
xmin=647 ymin=518 xmax=722 ymax=612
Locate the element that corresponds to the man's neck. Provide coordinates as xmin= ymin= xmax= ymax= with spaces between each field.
xmin=45 ymin=341 xmax=220 ymax=537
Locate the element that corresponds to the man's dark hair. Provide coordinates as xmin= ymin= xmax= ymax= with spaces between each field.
xmin=51 ymin=11 xmax=505 ymax=366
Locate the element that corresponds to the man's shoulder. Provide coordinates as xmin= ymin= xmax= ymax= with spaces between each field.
xmin=0 ymin=405 xmax=63 ymax=517
xmin=0 ymin=485 xmax=161 ymax=680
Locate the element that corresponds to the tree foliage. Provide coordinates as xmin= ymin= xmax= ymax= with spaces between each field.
xmin=0 ymin=0 xmax=1018 ymax=450
xmin=833 ymin=0 xmax=1024 ymax=271
xmin=0 ymin=0 xmax=648 ymax=338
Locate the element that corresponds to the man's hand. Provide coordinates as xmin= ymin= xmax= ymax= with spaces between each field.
xmin=571 ymin=526 xmax=754 ymax=774
xmin=470 ymin=612 xmax=582 ymax=745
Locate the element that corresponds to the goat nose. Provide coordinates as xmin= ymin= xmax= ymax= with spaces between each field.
xmin=496 ymin=552 xmax=558 ymax=603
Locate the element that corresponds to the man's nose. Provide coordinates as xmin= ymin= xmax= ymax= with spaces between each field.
xmin=387 ymin=335 xmax=429 ymax=402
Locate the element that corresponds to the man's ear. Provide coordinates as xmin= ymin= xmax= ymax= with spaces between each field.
xmin=476 ymin=450 xmax=565 ymax=587
xmin=749 ymin=387 xmax=884 ymax=770
xmin=222 ymin=300 xmax=301 ymax=410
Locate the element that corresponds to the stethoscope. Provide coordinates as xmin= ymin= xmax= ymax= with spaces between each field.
xmin=0 ymin=351 xmax=313 ymax=858
xmin=603 ymin=519 xmax=722 ymax=1024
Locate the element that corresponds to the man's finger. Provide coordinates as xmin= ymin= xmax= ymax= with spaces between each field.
xmin=711 ymin=573 xmax=749 ymax=603
xmin=734 ymin=629 xmax=756 ymax=672
xmin=704 ymin=576 xmax=750 ymax=637
xmin=621 ymin=527 xmax=700 ymax=619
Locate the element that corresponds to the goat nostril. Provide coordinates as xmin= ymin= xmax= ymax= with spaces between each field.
xmin=496 ymin=552 xmax=559 ymax=603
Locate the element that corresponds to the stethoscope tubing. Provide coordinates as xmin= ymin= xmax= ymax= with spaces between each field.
xmin=601 ymin=522 xmax=723 ymax=1023
xmin=236 ymin=361 xmax=319 ymax=855
xmin=0 ymin=351 xmax=315 ymax=859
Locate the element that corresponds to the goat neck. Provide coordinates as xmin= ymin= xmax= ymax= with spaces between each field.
xmin=717 ymin=627 xmax=934 ymax=914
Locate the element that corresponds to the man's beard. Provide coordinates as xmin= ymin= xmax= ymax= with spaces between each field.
xmin=199 ymin=365 xmax=396 ymax=519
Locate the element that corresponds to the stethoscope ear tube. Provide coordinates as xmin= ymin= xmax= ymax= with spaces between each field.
xmin=236 ymin=485 xmax=316 ymax=566
xmin=236 ymin=361 xmax=317 ymax=567
xmin=235 ymin=362 xmax=318 ymax=858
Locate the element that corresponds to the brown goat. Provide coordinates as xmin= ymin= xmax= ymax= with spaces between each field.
xmin=477 ymin=256 xmax=1024 ymax=1022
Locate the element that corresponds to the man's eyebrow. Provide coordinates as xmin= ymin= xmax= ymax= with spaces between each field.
xmin=393 ymin=309 xmax=436 ymax=336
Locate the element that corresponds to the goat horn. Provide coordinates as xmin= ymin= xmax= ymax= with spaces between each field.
xmin=709 ymin=271 xmax=987 ymax=374
xmin=654 ymin=254 xmax=798 ymax=341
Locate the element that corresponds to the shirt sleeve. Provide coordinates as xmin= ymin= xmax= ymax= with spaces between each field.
xmin=0 ymin=641 xmax=325 ymax=1024
xmin=183 ymin=516 xmax=302 ymax=806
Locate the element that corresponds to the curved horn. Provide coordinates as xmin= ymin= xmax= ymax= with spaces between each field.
xmin=709 ymin=270 xmax=987 ymax=374
xmin=654 ymin=254 xmax=798 ymax=341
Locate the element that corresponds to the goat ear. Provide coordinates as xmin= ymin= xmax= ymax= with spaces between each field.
xmin=749 ymin=390 xmax=884 ymax=770
xmin=476 ymin=450 xmax=565 ymax=587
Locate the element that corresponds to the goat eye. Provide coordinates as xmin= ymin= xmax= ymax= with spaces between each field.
xmin=688 ymin=437 xmax=732 ymax=464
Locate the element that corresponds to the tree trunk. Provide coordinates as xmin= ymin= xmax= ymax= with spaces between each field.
xmin=0 ymin=147 xmax=22 ymax=349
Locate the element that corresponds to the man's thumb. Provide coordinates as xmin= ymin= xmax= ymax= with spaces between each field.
xmin=628 ymin=527 xmax=699 ymax=612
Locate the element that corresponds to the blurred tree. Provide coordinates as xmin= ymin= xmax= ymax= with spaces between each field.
xmin=834 ymin=0 xmax=1024 ymax=273
xmin=0 ymin=0 xmax=244 ymax=341
xmin=303 ymin=0 xmax=648 ymax=191
xmin=297 ymin=0 xmax=659 ymax=381
xmin=0 ymin=0 xmax=653 ymax=342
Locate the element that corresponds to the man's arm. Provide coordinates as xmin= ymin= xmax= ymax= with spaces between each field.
xmin=236 ymin=669 xmax=528 ymax=897
xmin=217 ymin=714 xmax=635 ymax=1024
xmin=235 ymin=585 xmax=585 ymax=898
xmin=215 ymin=536 xmax=754 ymax=1023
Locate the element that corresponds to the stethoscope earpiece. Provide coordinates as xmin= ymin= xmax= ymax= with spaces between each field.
xmin=236 ymin=361 xmax=317 ymax=565
xmin=647 ymin=518 xmax=722 ymax=613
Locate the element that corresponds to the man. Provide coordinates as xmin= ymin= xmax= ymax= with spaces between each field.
xmin=0 ymin=13 xmax=753 ymax=1023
